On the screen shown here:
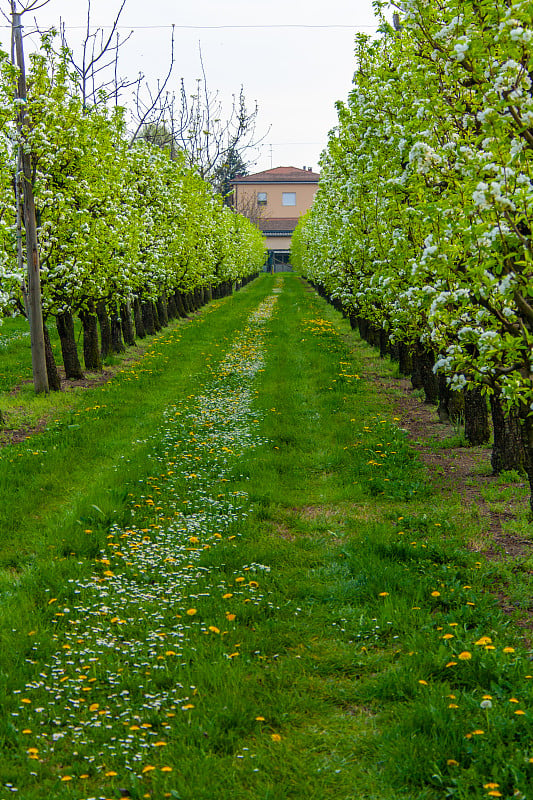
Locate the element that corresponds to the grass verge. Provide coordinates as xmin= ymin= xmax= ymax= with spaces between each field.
xmin=0 ymin=275 xmax=532 ymax=800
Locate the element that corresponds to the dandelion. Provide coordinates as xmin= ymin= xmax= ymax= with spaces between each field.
xmin=142 ymin=765 xmax=156 ymax=773
xmin=514 ymin=710 xmax=526 ymax=715
xmin=105 ymin=771 xmax=118 ymax=776
xmin=458 ymin=651 xmax=472 ymax=660
xmin=208 ymin=626 xmax=220 ymax=634
xmin=378 ymin=592 xmax=389 ymax=597
xmin=480 ymin=700 xmax=492 ymax=709
xmin=442 ymin=634 xmax=454 ymax=640
xmin=475 ymin=636 xmax=492 ymax=646
xmin=503 ymin=647 xmax=515 ymax=653
xmin=186 ymin=608 xmax=197 ymax=616
xmin=431 ymin=591 xmax=441 ymax=597
xmin=161 ymin=766 xmax=173 ymax=772
xmin=182 ymin=704 xmax=195 ymax=710
xmin=418 ymin=680 xmax=428 ymax=686
xmin=271 ymin=733 xmax=281 ymax=742
xmin=222 ymin=593 xmax=233 ymax=599
xmin=255 ymin=716 xmax=266 ymax=721
xmin=446 ymin=759 xmax=459 ymax=766
xmin=226 ymin=613 xmax=236 ymax=621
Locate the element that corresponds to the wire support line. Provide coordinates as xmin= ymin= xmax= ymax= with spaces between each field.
xmin=1 ymin=22 xmax=380 ymax=31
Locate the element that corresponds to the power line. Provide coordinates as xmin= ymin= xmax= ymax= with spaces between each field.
xmin=1 ymin=23 xmax=379 ymax=31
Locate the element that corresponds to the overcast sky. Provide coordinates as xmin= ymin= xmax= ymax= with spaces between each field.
xmin=3 ymin=0 xmax=382 ymax=173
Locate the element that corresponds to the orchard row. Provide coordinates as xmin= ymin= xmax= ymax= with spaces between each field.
xmin=0 ymin=38 xmax=265 ymax=384
xmin=292 ymin=0 xmax=533 ymax=508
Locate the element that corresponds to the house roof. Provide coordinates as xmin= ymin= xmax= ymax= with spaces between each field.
xmin=259 ymin=218 xmax=299 ymax=234
xmin=231 ymin=166 xmax=320 ymax=184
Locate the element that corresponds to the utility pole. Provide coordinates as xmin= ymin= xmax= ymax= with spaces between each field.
xmin=11 ymin=1 xmax=49 ymax=393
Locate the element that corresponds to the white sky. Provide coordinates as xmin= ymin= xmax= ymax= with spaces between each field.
xmin=3 ymin=0 xmax=383 ymax=173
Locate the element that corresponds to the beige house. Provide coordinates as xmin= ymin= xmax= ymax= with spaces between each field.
xmin=231 ymin=166 xmax=319 ymax=270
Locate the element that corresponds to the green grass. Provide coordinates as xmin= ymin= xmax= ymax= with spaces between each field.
xmin=0 ymin=275 xmax=532 ymax=799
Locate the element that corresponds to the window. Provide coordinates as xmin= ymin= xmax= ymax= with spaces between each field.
xmin=282 ymin=192 xmax=296 ymax=206
xmin=257 ymin=191 xmax=267 ymax=206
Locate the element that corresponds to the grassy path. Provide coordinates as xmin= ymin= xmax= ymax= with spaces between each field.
xmin=1 ymin=275 xmax=532 ymax=800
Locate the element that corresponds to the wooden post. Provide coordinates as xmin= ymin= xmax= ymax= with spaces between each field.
xmin=12 ymin=5 xmax=48 ymax=393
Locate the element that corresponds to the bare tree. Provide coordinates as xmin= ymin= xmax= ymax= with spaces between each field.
xmin=136 ymin=46 xmax=266 ymax=190
xmin=58 ymin=0 xmax=137 ymax=109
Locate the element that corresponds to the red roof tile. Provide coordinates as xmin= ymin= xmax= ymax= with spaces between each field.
xmin=231 ymin=166 xmax=319 ymax=184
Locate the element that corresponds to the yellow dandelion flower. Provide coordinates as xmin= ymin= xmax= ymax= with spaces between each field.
xmin=142 ymin=765 xmax=156 ymax=773
xmin=154 ymin=741 xmax=167 ymax=746
xmin=431 ymin=591 xmax=441 ymax=597
xmin=418 ymin=680 xmax=428 ymax=686
xmin=186 ymin=608 xmax=197 ymax=616
xmin=161 ymin=766 xmax=173 ymax=772
xmin=208 ymin=626 xmax=220 ymax=634
xmin=182 ymin=703 xmax=195 ymax=710
xmin=458 ymin=651 xmax=472 ymax=660
xmin=249 ymin=580 xmax=259 ymax=588
xmin=21 ymin=698 xmax=31 ymax=704
xmin=509 ymin=698 xmax=519 ymax=703
xmin=60 ymin=776 xmax=73 ymax=781
xmin=448 ymin=703 xmax=459 ymax=708
xmin=442 ymin=634 xmax=454 ymax=640
xmin=105 ymin=771 xmax=118 ymax=777
xmin=222 ymin=593 xmax=233 ymax=599
xmin=475 ymin=636 xmax=492 ymax=646
xmin=89 ymin=703 xmax=99 ymax=711
xmin=378 ymin=592 xmax=389 ymax=597
xmin=515 ymin=710 xmax=526 ymax=715
xmin=255 ymin=716 xmax=266 ymax=721
xmin=226 ymin=613 xmax=236 ymax=621
xmin=446 ymin=759 xmax=459 ymax=766
xmin=22 ymin=729 xmax=32 ymax=734
xmin=271 ymin=733 xmax=282 ymax=742
xmin=487 ymin=793 xmax=502 ymax=798
xmin=503 ymin=647 xmax=515 ymax=653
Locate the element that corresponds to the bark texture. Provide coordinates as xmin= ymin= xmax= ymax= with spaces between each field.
xmin=43 ymin=324 xmax=61 ymax=391
xmin=96 ymin=300 xmax=112 ymax=359
xmin=80 ymin=305 xmax=102 ymax=371
xmin=490 ymin=391 xmax=527 ymax=473
xmin=56 ymin=310 xmax=84 ymax=379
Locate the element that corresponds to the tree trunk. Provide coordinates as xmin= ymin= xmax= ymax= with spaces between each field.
xmin=167 ymin=293 xmax=177 ymax=320
xmin=79 ymin=304 xmax=102 ymax=372
xmin=43 ymin=324 xmax=61 ymax=391
xmin=490 ymin=392 xmax=527 ymax=473
xmin=410 ymin=342 xmax=424 ymax=390
xmin=464 ymin=387 xmax=490 ymax=445
xmin=438 ymin=374 xmax=465 ymax=424
xmin=398 ymin=343 xmax=413 ymax=376
xmin=120 ymin=302 xmax=136 ymax=346
xmin=110 ymin=307 xmax=125 ymax=353
xmin=175 ymin=292 xmax=188 ymax=318
xmin=133 ymin=297 xmax=146 ymax=339
xmin=520 ymin=416 xmax=533 ymax=516
xmin=56 ymin=310 xmax=84 ymax=380
xmin=96 ymin=300 xmax=112 ymax=359
xmin=156 ymin=296 xmax=168 ymax=327
xmin=152 ymin=301 xmax=162 ymax=332
xmin=419 ymin=347 xmax=438 ymax=404
xmin=379 ymin=328 xmax=388 ymax=359
xmin=141 ymin=301 xmax=156 ymax=336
